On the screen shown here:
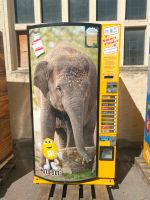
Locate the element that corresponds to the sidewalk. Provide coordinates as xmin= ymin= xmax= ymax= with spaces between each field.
xmin=110 ymin=148 xmax=150 ymax=200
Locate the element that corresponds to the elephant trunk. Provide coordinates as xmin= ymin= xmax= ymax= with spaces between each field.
xmin=64 ymin=98 xmax=91 ymax=163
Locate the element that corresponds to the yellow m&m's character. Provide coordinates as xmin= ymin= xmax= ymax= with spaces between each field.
xmin=42 ymin=138 xmax=61 ymax=171
xmin=42 ymin=138 xmax=58 ymax=160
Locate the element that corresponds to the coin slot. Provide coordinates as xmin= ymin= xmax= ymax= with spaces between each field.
xmin=104 ymin=75 xmax=114 ymax=79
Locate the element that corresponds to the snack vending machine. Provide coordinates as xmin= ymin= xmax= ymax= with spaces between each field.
xmin=144 ymin=43 xmax=150 ymax=166
xmin=28 ymin=23 xmax=121 ymax=185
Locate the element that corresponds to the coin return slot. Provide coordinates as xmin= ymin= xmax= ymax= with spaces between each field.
xmin=104 ymin=75 xmax=114 ymax=79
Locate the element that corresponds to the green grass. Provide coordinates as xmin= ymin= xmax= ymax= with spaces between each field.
xmin=64 ymin=170 xmax=96 ymax=180
xmin=35 ymin=156 xmax=40 ymax=163
xmin=148 ymin=102 xmax=150 ymax=110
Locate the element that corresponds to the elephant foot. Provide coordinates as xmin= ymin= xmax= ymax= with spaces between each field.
xmin=81 ymin=152 xmax=92 ymax=164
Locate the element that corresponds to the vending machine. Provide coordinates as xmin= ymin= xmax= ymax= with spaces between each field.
xmin=28 ymin=23 xmax=121 ymax=185
xmin=144 ymin=43 xmax=150 ymax=166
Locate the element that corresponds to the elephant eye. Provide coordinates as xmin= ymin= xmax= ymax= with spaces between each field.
xmin=56 ymin=85 xmax=61 ymax=91
xmin=56 ymin=85 xmax=63 ymax=96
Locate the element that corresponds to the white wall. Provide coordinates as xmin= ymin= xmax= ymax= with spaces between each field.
xmin=7 ymin=82 xmax=32 ymax=139
xmin=118 ymin=69 xmax=147 ymax=145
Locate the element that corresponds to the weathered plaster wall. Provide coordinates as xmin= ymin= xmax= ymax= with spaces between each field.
xmin=118 ymin=69 xmax=147 ymax=145
xmin=0 ymin=0 xmax=4 ymax=30
xmin=7 ymin=82 xmax=32 ymax=139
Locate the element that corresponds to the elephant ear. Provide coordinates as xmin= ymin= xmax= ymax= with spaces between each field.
xmin=34 ymin=61 xmax=51 ymax=98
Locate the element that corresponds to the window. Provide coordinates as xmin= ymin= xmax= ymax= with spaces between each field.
xmin=4 ymin=0 xmax=149 ymax=82
xmin=13 ymin=0 xmax=63 ymax=69
xmin=14 ymin=0 xmax=35 ymax=23
xmin=124 ymin=28 xmax=145 ymax=65
xmin=41 ymin=0 xmax=62 ymax=23
xmin=97 ymin=0 xmax=117 ymax=21
xmin=69 ymin=0 xmax=89 ymax=22
xmin=125 ymin=0 xmax=147 ymax=20
xmin=17 ymin=31 xmax=28 ymax=68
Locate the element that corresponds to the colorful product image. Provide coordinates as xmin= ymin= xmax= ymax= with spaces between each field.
xmin=144 ymin=48 xmax=150 ymax=166
xmin=146 ymin=102 xmax=150 ymax=136
xmin=28 ymin=23 xmax=100 ymax=182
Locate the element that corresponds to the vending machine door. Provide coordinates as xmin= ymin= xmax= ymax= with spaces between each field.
xmin=28 ymin=23 xmax=100 ymax=183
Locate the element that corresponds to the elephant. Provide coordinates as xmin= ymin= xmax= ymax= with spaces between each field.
xmin=34 ymin=42 xmax=97 ymax=165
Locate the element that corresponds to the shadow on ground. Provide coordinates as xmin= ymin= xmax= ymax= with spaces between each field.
xmin=0 ymin=139 xmax=33 ymax=198
xmin=115 ymin=147 xmax=142 ymax=185
xmin=107 ymin=146 xmax=142 ymax=200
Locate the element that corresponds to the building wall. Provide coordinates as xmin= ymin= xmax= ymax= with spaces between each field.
xmin=0 ymin=0 xmax=4 ymax=30
xmin=7 ymin=82 xmax=32 ymax=139
xmin=118 ymin=69 xmax=147 ymax=145
xmin=0 ymin=0 xmax=31 ymax=139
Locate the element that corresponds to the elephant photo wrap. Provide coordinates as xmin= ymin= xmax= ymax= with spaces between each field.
xmin=28 ymin=24 xmax=100 ymax=182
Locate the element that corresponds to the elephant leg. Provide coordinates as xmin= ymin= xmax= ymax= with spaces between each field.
xmin=83 ymin=121 xmax=95 ymax=147
xmin=65 ymin=118 xmax=75 ymax=147
xmin=55 ymin=128 xmax=67 ymax=149
xmin=41 ymin=106 xmax=56 ymax=139
xmin=39 ymin=94 xmax=56 ymax=167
